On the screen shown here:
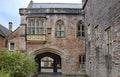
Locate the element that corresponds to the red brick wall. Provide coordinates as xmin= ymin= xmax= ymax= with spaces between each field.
xmin=0 ymin=36 xmax=5 ymax=49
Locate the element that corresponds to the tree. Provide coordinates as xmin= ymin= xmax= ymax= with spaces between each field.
xmin=0 ymin=49 xmax=37 ymax=77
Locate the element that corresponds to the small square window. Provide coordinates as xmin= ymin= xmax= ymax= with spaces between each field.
xmin=10 ymin=43 xmax=15 ymax=50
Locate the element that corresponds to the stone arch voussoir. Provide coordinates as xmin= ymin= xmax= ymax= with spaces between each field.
xmin=29 ymin=46 xmax=69 ymax=59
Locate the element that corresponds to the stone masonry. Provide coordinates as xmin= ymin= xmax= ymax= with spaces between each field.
xmin=83 ymin=0 xmax=120 ymax=77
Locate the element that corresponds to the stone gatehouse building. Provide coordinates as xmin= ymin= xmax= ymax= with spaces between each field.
xmin=1 ymin=0 xmax=119 ymax=77
xmin=7 ymin=1 xmax=85 ymax=74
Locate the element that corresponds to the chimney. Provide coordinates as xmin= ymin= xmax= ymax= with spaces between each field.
xmin=9 ymin=22 xmax=12 ymax=31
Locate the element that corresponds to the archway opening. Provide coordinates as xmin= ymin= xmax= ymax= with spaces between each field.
xmin=35 ymin=52 xmax=61 ymax=73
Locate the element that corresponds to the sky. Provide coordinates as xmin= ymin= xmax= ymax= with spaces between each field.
xmin=0 ymin=0 xmax=82 ymax=30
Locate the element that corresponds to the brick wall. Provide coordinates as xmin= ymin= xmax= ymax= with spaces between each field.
xmin=0 ymin=36 xmax=5 ymax=49
xmin=8 ymin=25 xmax=26 ymax=51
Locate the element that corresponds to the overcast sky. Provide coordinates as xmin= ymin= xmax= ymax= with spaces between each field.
xmin=0 ymin=0 xmax=82 ymax=30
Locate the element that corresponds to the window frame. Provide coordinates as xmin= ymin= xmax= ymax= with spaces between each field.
xmin=95 ymin=25 xmax=99 ymax=45
xmin=55 ymin=20 xmax=65 ymax=38
xmin=27 ymin=18 xmax=46 ymax=35
xmin=77 ymin=20 xmax=84 ymax=37
xmin=105 ymin=26 xmax=112 ymax=55
xmin=9 ymin=42 xmax=15 ymax=51
xmin=79 ymin=55 xmax=85 ymax=69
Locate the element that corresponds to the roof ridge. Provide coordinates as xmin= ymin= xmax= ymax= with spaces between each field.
xmin=0 ymin=25 xmax=6 ymax=36
xmin=0 ymin=24 xmax=9 ymax=30
xmin=33 ymin=3 xmax=81 ymax=4
xmin=0 ymin=24 xmax=11 ymax=37
xmin=31 ymin=3 xmax=82 ymax=9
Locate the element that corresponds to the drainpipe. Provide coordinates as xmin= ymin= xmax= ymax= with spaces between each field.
xmin=82 ymin=10 xmax=87 ymax=77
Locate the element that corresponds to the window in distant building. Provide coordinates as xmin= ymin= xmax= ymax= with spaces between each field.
xmin=77 ymin=20 xmax=84 ymax=37
xmin=10 ymin=43 xmax=15 ymax=50
xmin=55 ymin=20 xmax=64 ymax=37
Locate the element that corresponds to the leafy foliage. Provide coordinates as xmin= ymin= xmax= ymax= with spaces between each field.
xmin=0 ymin=49 xmax=37 ymax=77
xmin=0 ymin=71 xmax=11 ymax=77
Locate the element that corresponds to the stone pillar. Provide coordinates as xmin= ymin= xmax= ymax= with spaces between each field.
xmin=38 ymin=58 xmax=41 ymax=72
xmin=35 ymin=19 xmax=37 ymax=34
xmin=53 ymin=59 xmax=57 ymax=73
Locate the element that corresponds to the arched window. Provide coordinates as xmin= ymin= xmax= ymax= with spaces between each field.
xmin=77 ymin=20 xmax=84 ymax=37
xmin=55 ymin=20 xmax=64 ymax=37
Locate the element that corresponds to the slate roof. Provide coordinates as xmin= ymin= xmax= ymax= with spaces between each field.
xmin=28 ymin=1 xmax=82 ymax=9
xmin=0 ymin=24 xmax=11 ymax=37
xmin=32 ymin=3 xmax=82 ymax=8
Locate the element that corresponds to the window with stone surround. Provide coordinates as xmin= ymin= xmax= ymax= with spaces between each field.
xmin=79 ymin=55 xmax=85 ymax=69
xmin=87 ymin=24 xmax=91 ymax=40
xmin=95 ymin=25 xmax=99 ymax=39
xmin=9 ymin=43 xmax=15 ymax=50
xmin=95 ymin=25 xmax=99 ymax=44
xmin=55 ymin=20 xmax=64 ymax=37
xmin=77 ymin=20 xmax=84 ymax=37
xmin=27 ymin=18 xmax=46 ymax=34
xmin=105 ymin=26 xmax=112 ymax=55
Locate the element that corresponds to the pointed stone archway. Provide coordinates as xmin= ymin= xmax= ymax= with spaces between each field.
xmin=29 ymin=47 xmax=69 ymax=74
xmin=35 ymin=52 xmax=61 ymax=73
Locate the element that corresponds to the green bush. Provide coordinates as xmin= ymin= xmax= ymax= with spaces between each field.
xmin=0 ymin=71 xmax=11 ymax=77
xmin=0 ymin=49 xmax=37 ymax=77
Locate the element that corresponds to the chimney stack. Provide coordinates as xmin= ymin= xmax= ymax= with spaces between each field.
xmin=9 ymin=22 xmax=12 ymax=31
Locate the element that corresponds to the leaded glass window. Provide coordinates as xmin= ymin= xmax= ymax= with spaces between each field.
xmin=27 ymin=18 xmax=46 ymax=34
xmin=77 ymin=20 xmax=84 ymax=37
xmin=55 ymin=20 xmax=65 ymax=37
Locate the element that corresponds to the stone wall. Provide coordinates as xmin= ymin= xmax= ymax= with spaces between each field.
xmin=26 ymin=15 xmax=84 ymax=74
xmin=83 ymin=0 xmax=120 ymax=77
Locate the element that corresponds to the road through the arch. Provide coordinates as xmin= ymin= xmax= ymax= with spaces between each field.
xmin=38 ymin=73 xmax=84 ymax=77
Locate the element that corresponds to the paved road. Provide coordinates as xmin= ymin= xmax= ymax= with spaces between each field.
xmin=38 ymin=73 xmax=84 ymax=77
xmin=38 ymin=69 xmax=84 ymax=77
xmin=38 ymin=73 xmax=63 ymax=77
